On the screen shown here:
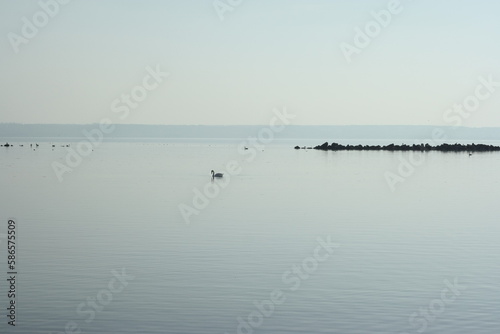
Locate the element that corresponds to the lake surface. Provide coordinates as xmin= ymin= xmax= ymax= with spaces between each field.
xmin=0 ymin=138 xmax=499 ymax=334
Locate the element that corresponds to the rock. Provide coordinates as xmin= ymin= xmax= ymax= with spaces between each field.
xmin=314 ymin=142 xmax=329 ymax=150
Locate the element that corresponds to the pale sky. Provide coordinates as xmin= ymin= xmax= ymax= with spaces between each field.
xmin=1 ymin=0 xmax=500 ymax=126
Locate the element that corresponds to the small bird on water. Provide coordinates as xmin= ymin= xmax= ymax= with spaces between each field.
xmin=211 ymin=170 xmax=223 ymax=178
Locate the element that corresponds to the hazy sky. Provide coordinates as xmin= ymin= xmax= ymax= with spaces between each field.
xmin=1 ymin=0 xmax=500 ymax=126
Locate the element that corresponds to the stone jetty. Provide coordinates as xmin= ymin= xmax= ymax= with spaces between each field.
xmin=294 ymin=142 xmax=500 ymax=152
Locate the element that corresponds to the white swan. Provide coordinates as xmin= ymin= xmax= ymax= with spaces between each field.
xmin=211 ymin=170 xmax=223 ymax=178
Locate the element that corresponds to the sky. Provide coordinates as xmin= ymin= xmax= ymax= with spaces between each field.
xmin=1 ymin=0 xmax=500 ymax=126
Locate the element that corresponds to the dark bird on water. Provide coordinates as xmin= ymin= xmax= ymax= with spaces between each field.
xmin=211 ymin=170 xmax=223 ymax=178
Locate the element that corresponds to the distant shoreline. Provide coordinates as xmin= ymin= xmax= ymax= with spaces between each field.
xmin=2 ymin=124 xmax=500 ymax=141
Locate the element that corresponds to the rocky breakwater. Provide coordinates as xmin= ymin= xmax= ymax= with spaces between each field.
xmin=294 ymin=142 xmax=500 ymax=152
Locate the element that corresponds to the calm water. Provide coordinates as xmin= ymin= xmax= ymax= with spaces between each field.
xmin=0 ymin=139 xmax=499 ymax=334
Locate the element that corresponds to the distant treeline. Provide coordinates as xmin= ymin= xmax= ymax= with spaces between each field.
xmin=304 ymin=142 xmax=500 ymax=152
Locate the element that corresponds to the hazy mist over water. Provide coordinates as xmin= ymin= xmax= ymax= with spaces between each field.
xmin=0 ymin=138 xmax=498 ymax=333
